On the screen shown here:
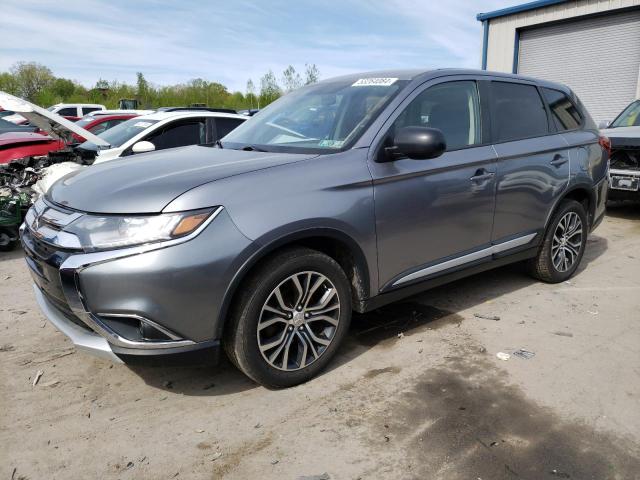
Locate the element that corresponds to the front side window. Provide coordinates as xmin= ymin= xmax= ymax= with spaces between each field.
xmin=491 ymin=82 xmax=548 ymax=142
xmin=542 ymin=88 xmax=582 ymax=131
xmin=392 ymin=81 xmax=481 ymax=151
xmin=215 ymin=117 xmax=245 ymax=139
xmin=611 ymin=100 xmax=640 ymax=128
xmin=222 ymin=78 xmax=408 ymax=153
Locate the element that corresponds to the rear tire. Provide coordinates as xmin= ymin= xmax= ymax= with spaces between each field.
xmin=528 ymin=200 xmax=588 ymax=283
xmin=224 ymin=247 xmax=352 ymax=388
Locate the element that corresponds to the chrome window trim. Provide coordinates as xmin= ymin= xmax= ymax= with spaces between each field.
xmin=392 ymin=233 xmax=537 ymax=287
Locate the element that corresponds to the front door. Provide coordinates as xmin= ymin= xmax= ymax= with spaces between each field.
xmin=368 ymin=79 xmax=498 ymax=291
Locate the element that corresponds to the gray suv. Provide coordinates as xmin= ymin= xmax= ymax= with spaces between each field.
xmin=22 ymin=69 xmax=608 ymax=387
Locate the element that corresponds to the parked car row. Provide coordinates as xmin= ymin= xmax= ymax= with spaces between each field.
xmin=13 ymin=69 xmax=609 ymax=388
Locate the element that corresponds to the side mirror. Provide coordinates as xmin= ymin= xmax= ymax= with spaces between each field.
xmin=131 ymin=141 xmax=156 ymax=154
xmin=598 ymin=120 xmax=611 ymax=129
xmin=385 ymin=126 xmax=446 ymax=161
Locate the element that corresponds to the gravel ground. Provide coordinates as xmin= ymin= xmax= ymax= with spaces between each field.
xmin=1 ymin=205 xmax=639 ymax=480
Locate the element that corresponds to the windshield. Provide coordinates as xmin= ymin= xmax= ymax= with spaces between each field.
xmin=79 ymin=117 xmax=159 ymax=149
xmin=222 ymin=78 xmax=408 ymax=153
xmin=611 ymin=100 xmax=640 ymax=128
xmin=76 ymin=116 xmax=97 ymax=128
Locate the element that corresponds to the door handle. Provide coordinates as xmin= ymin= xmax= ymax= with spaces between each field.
xmin=550 ymin=154 xmax=568 ymax=167
xmin=470 ymin=169 xmax=495 ymax=182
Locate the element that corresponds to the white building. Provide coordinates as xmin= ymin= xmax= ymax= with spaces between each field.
xmin=477 ymin=0 xmax=640 ymax=123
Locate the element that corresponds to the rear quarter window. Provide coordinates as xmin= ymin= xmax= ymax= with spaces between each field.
xmin=542 ymin=88 xmax=582 ymax=131
xmin=490 ymin=82 xmax=549 ymax=143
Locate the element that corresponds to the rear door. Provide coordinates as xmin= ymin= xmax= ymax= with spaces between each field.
xmin=489 ymin=80 xmax=570 ymax=244
xmin=369 ymin=77 xmax=498 ymax=290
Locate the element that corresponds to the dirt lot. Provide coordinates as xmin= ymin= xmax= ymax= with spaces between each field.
xmin=1 ymin=205 xmax=639 ymax=480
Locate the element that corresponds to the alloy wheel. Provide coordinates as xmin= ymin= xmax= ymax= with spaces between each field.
xmin=257 ymin=271 xmax=340 ymax=371
xmin=551 ymin=211 xmax=583 ymax=272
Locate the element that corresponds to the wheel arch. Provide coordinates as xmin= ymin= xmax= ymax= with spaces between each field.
xmin=545 ymin=184 xmax=596 ymax=231
xmin=216 ymin=227 xmax=372 ymax=338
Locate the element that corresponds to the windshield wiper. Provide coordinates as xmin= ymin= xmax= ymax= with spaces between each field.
xmin=240 ymin=144 xmax=268 ymax=152
xmin=215 ymin=139 xmax=224 ymax=149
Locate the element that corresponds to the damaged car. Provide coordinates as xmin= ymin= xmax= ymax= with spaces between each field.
xmin=21 ymin=69 xmax=608 ymax=387
xmin=600 ymin=99 xmax=640 ymax=201
xmin=0 ymin=92 xmax=247 ymax=196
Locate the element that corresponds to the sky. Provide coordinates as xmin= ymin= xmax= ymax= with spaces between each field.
xmin=1 ymin=0 xmax=516 ymax=92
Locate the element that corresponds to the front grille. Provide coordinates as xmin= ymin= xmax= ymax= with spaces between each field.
xmin=22 ymin=227 xmax=93 ymax=334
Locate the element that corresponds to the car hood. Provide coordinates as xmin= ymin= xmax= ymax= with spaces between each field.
xmin=601 ymin=126 xmax=640 ymax=138
xmin=48 ymin=145 xmax=318 ymax=214
xmin=0 ymin=131 xmax=54 ymax=146
xmin=0 ymin=91 xmax=109 ymax=147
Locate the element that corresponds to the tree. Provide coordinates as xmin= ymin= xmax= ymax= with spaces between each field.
xmin=281 ymin=65 xmax=302 ymax=92
xmin=0 ymin=72 xmax=19 ymax=95
xmin=95 ymin=78 xmax=109 ymax=90
xmin=10 ymin=61 xmax=54 ymax=101
xmin=136 ymin=72 xmax=149 ymax=106
xmin=52 ymin=78 xmax=76 ymax=99
xmin=246 ymin=79 xmax=256 ymax=108
xmin=260 ymin=70 xmax=281 ymax=105
xmin=304 ymin=63 xmax=320 ymax=85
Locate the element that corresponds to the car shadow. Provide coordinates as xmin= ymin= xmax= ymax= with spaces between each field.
xmin=127 ymin=237 xmax=608 ymax=395
xmin=606 ymin=201 xmax=640 ymax=220
xmin=0 ymin=248 xmax=24 ymax=262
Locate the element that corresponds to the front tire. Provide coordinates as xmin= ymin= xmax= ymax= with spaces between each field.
xmin=224 ymin=247 xmax=352 ymax=388
xmin=528 ymin=199 xmax=588 ymax=283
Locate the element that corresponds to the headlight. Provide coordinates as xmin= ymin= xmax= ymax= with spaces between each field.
xmin=64 ymin=208 xmax=216 ymax=251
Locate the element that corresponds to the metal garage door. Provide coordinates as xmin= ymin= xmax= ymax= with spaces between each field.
xmin=518 ymin=9 xmax=640 ymax=124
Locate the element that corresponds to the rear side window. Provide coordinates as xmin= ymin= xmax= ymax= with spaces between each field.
xmin=57 ymin=107 xmax=78 ymax=117
xmin=542 ymin=88 xmax=582 ymax=131
xmin=490 ymin=82 xmax=548 ymax=142
xmin=82 ymin=107 xmax=101 ymax=115
xmin=215 ymin=118 xmax=245 ymax=139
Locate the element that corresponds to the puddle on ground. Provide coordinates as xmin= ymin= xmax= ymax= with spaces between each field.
xmin=350 ymin=301 xmax=464 ymax=348
xmin=368 ymin=349 xmax=640 ymax=479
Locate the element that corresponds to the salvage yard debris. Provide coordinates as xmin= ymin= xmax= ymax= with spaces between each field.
xmin=32 ymin=369 xmax=43 ymax=386
xmin=474 ymin=313 xmax=501 ymax=321
xmin=496 ymin=352 xmax=511 ymax=361
xmin=512 ymin=349 xmax=535 ymax=360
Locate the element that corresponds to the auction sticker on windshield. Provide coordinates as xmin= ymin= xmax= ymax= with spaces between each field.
xmin=134 ymin=121 xmax=153 ymax=128
xmin=352 ymin=78 xmax=398 ymax=87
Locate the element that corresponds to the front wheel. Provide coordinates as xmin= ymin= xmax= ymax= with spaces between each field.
xmin=0 ymin=228 xmax=18 ymax=252
xmin=224 ymin=247 xmax=352 ymax=388
xmin=528 ymin=199 xmax=588 ymax=283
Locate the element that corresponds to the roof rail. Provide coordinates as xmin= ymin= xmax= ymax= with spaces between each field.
xmin=156 ymin=107 xmax=238 ymax=114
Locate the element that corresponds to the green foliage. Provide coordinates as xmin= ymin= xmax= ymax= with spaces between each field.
xmin=0 ymin=61 xmax=321 ymax=111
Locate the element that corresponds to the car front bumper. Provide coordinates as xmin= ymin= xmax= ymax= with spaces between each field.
xmin=22 ymin=198 xmax=254 ymax=362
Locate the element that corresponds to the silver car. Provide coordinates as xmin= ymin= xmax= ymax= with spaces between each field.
xmin=22 ymin=69 xmax=608 ymax=387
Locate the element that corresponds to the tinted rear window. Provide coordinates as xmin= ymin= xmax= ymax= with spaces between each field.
xmin=491 ymin=82 xmax=548 ymax=142
xmin=57 ymin=107 xmax=78 ymax=117
xmin=542 ymin=88 xmax=582 ymax=131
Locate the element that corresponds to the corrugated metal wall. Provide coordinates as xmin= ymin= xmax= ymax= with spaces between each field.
xmin=518 ymin=9 xmax=640 ymax=122
xmin=485 ymin=0 xmax=640 ymax=71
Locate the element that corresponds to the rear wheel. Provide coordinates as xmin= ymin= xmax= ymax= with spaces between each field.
xmin=528 ymin=200 xmax=588 ymax=283
xmin=224 ymin=247 xmax=352 ymax=388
